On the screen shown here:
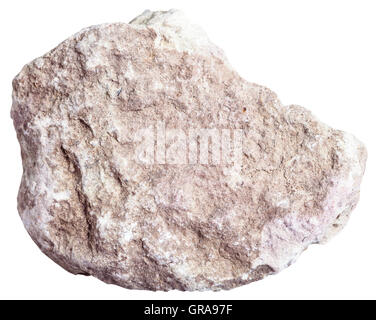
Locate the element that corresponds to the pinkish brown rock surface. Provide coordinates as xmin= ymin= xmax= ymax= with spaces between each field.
xmin=11 ymin=9 xmax=367 ymax=291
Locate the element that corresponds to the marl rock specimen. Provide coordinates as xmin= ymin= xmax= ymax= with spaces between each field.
xmin=11 ymin=9 xmax=367 ymax=291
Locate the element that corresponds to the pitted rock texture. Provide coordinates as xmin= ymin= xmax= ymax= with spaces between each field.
xmin=11 ymin=9 xmax=367 ymax=291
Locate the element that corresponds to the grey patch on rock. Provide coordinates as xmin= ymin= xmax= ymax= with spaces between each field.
xmin=11 ymin=9 xmax=367 ymax=291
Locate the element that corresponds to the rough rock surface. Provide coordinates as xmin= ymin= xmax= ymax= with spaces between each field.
xmin=11 ymin=9 xmax=367 ymax=291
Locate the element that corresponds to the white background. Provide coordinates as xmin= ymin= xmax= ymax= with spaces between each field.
xmin=0 ymin=0 xmax=375 ymax=300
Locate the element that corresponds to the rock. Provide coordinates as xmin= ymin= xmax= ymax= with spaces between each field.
xmin=11 ymin=9 xmax=367 ymax=291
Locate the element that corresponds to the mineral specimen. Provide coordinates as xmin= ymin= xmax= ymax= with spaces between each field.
xmin=11 ymin=9 xmax=367 ymax=291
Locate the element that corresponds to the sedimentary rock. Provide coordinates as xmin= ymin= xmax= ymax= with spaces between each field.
xmin=11 ymin=9 xmax=367 ymax=291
